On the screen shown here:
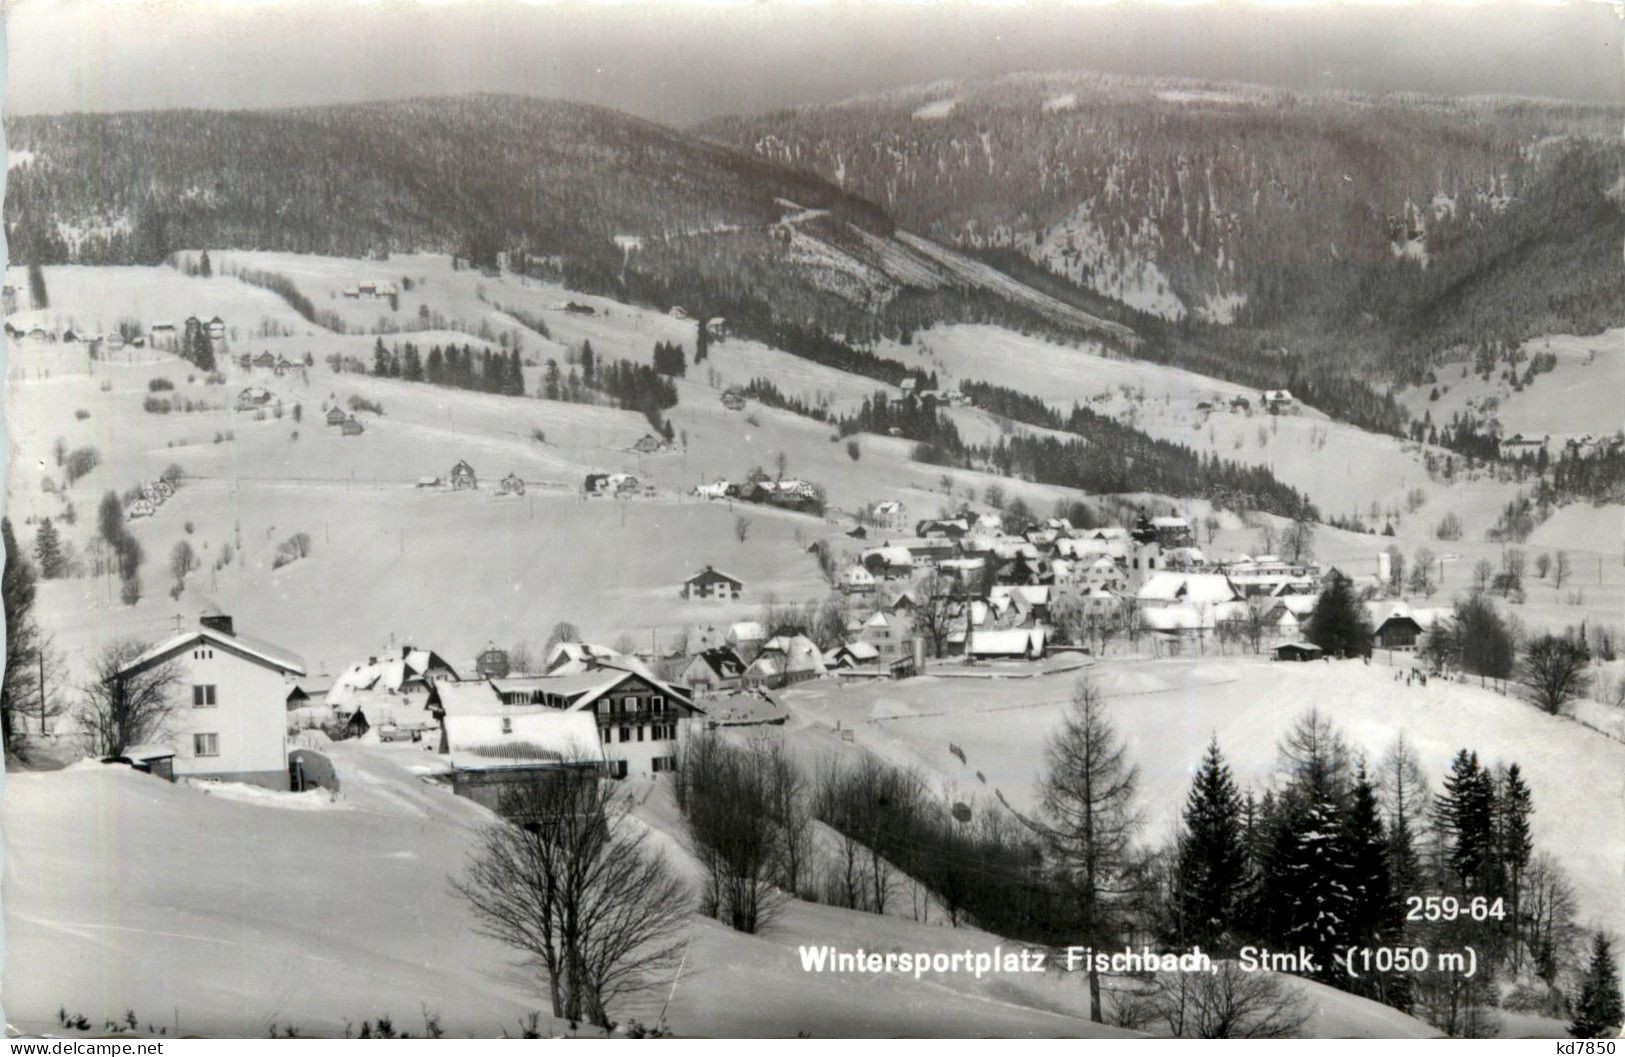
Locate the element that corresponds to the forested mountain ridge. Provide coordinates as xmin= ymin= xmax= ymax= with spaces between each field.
xmin=699 ymin=72 xmax=1625 ymax=371
xmin=3 ymin=94 xmax=1131 ymax=347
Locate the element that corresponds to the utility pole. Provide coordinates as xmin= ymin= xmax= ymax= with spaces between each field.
xmin=38 ymin=652 xmax=46 ymax=735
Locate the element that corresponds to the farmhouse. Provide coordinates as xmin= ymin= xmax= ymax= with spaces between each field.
xmin=720 ymin=391 xmax=746 ymax=411
xmin=824 ymin=641 xmax=881 ymax=670
xmin=543 ymin=640 xmax=626 ymax=674
xmin=111 ymin=614 xmax=306 ymax=789
xmin=870 ymin=500 xmax=907 ymax=530
xmin=745 ymin=635 xmax=826 ymax=689
xmin=858 ymin=611 xmax=913 ymax=664
xmin=326 ymin=405 xmax=349 ymax=427
xmin=497 ymin=473 xmax=525 ymax=496
xmin=842 ymin=564 xmax=878 ymax=594
xmin=127 ymin=497 xmax=156 ymax=519
xmin=683 ymin=565 xmax=744 ymax=600
xmin=630 ymin=433 xmax=669 ymax=454
xmin=1137 ymin=572 xmax=1243 ymax=609
xmin=340 ymin=417 xmax=365 ymax=436
xmin=440 ymin=711 xmax=605 ymax=813
xmin=915 ymin=517 xmax=970 ymax=539
xmin=726 ymin=621 xmax=767 ymax=656
xmin=1368 ymin=602 xmax=1441 ymax=651
xmin=1374 ymin=614 xmax=1424 ymax=650
xmin=862 ymin=545 xmax=914 ymax=579
xmin=475 ymin=645 xmax=511 ymax=679
xmin=1262 ymin=389 xmax=1295 ymax=411
xmin=494 ymin=663 xmax=700 ymax=778
xmin=679 ymin=646 xmax=748 ymax=693
xmin=449 ymin=460 xmax=478 ymax=490
xmin=207 ymin=316 xmax=226 ymax=340
xmin=236 ymin=387 xmax=272 ymax=411
xmin=253 ymin=351 xmax=276 ymax=368
xmin=328 ymin=645 xmax=459 ymax=710
xmin=966 ymin=628 xmax=1047 ymax=661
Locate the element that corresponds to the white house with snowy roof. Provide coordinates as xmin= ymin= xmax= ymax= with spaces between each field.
xmin=112 ymin=614 xmax=306 ymax=789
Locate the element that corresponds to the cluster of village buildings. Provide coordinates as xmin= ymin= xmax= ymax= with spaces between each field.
xmin=4 ymin=313 xmax=228 ymax=352
xmin=106 ymin=498 xmax=1438 ymax=810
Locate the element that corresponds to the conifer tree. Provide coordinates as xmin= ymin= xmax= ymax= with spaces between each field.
xmin=33 ymin=519 xmax=64 ymax=580
xmin=1497 ymin=764 xmax=1533 ymax=967
xmin=1174 ymin=738 xmax=1247 ymax=951
xmin=1262 ymin=791 xmax=1353 ymax=984
xmin=1305 ymin=571 xmax=1373 ymax=658
xmin=1434 ymin=750 xmax=1501 ymax=893
xmin=1569 ymin=933 xmax=1624 ymax=1038
xmin=26 ymin=260 xmax=48 ymax=309
xmin=1343 ymin=765 xmax=1401 ymax=1002
xmin=1041 ymin=677 xmax=1141 ymax=1023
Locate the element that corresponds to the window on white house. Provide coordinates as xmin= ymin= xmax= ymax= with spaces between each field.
xmin=192 ymin=684 xmax=217 ymax=708
xmin=619 ymin=726 xmax=631 ymax=743
xmin=651 ymin=696 xmax=665 ymax=713
xmin=501 ymin=717 xmax=513 ymax=734
xmin=609 ymin=760 xmax=629 ymax=779
xmin=193 ymin=733 xmax=219 ymax=757
xmin=637 ymin=725 xmax=645 ymax=742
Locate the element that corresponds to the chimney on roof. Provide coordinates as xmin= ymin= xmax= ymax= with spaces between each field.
xmin=200 ymin=614 xmax=234 ymax=637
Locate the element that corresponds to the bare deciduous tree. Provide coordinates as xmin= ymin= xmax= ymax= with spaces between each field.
xmin=455 ymin=770 xmax=690 ymax=1029
xmin=1518 ymin=635 xmax=1591 ymax=715
xmin=676 ymin=732 xmax=783 ymax=934
xmin=1153 ymin=962 xmax=1309 ymax=1038
xmin=77 ymin=639 xmax=183 ymax=758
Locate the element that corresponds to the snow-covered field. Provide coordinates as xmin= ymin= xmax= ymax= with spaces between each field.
xmin=1395 ymin=329 xmax=1625 ymax=444
xmin=781 ymin=655 xmax=1625 ymax=952
xmin=4 ymin=735 xmax=1442 ymax=1038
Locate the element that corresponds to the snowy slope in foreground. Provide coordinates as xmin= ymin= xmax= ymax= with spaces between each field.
xmin=2 ymin=740 xmax=1439 ymax=1037
xmin=2 ymin=746 xmax=1131 ymax=1038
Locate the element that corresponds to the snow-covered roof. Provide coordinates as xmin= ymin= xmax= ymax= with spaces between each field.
xmin=543 ymin=641 xmax=625 ymax=674
xmin=989 ymin=584 xmax=1050 ymax=607
xmin=967 ymin=628 xmax=1046 ymax=656
xmin=864 ymin=545 xmax=913 ymax=566
xmin=431 ymin=681 xmax=505 ymax=717
xmin=827 ymin=641 xmax=880 ymax=664
xmin=727 ymin=621 xmax=766 ymax=642
xmin=444 ymin=712 xmax=603 ymax=769
xmin=760 ymin=635 xmax=826 ymax=674
xmin=329 ymin=646 xmax=452 ymax=702
xmin=1137 ymin=573 xmax=1240 ymax=605
xmin=119 ymin=625 xmax=306 ymax=679
xmin=119 ymin=742 xmax=176 ymax=761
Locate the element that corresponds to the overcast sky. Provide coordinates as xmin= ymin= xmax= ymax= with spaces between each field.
xmin=5 ymin=0 xmax=1621 ymax=125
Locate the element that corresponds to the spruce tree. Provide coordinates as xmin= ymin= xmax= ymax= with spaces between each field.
xmin=26 ymin=260 xmax=48 ymax=309
xmin=1569 ymin=933 xmax=1624 ymax=1038
xmin=33 ymin=519 xmax=63 ymax=580
xmin=1262 ymin=791 xmax=1353 ymax=984
xmin=1435 ymin=750 xmax=1500 ymax=893
xmin=1343 ymin=765 xmax=1400 ymax=1001
xmin=1174 ymin=737 xmax=1247 ymax=951
xmin=1305 ymin=571 xmax=1373 ymax=658
xmin=1498 ymin=764 xmax=1533 ymax=967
